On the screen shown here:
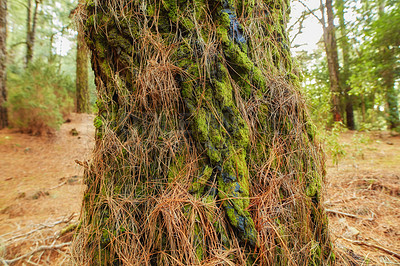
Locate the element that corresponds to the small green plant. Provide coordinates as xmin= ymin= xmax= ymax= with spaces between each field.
xmin=324 ymin=122 xmax=348 ymax=166
xmin=351 ymin=132 xmax=371 ymax=159
xmin=6 ymin=60 xmax=74 ymax=135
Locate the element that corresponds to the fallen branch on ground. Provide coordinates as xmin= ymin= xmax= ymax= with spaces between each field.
xmin=58 ymin=222 xmax=78 ymax=237
xmin=325 ymin=209 xmax=375 ymax=221
xmin=49 ymin=180 xmax=67 ymax=190
xmin=4 ymin=214 xmax=75 ymax=242
xmin=0 ymin=242 xmax=71 ymax=265
xmin=342 ymin=238 xmax=400 ymax=260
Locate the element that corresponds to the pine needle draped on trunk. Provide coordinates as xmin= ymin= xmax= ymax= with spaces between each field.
xmin=72 ymin=0 xmax=333 ymax=264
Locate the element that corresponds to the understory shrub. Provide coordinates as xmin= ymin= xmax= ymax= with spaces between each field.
xmin=6 ymin=60 xmax=74 ymax=135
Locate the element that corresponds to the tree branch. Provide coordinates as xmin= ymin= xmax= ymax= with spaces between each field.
xmin=296 ymin=0 xmax=324 ymax=25
xmin=0 ymin=242 xmax=71 ymax=265
xmin=10 ymin=41 xmax=27 ymax=48
xmin=325 ymin=209 xmax=375 ymax=221
xmin=342 ymin=238 xmax=400 ymax=260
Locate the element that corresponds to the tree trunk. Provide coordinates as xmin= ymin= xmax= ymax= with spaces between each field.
xmin=75 ymin=0 xmax=89 ymax=113
xmin=72 ymin=0 xmax=333 ymax=264
xmin=336 ymin=0 xmax=355 ymax=129
xmin=25 ymin=0 xmax=39 ymax=66
xmin=0 ymin=0 xmax=7 ymax=129
xmin=382 ymin=67 xmax=400 ymax=130
xmin=321 ymin=0 xmax=342 ymax=123
xmin=361 ymin=95 xmax=366 ymax=123
xmin=378 ymin=0 xmax=400 ymax=130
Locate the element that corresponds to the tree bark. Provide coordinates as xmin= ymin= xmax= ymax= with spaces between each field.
xmin=382 ymin=66 xmax=400 ymax=130
xmin=336 ymin=0 xmax=355 ymax=129
xmin=0 ymin=0 xmax=7 ymax=129
xmin=72 ymin=0 xmax=333 ymax=264
xmin=321 ymin=0 xmax=342 ymax=123
xmin=25 ymin=0 xmax=39 ymax=66
xmin=75 ymin=0 xmax=89 ymax=113
xmin=378 ymin=0 xmax=400 ymax=130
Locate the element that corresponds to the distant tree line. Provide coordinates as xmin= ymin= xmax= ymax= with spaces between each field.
xmin=0 ymin=0 xmax=93 ymax=134
xmin=293 ymin=0 xmax=400 ymax=131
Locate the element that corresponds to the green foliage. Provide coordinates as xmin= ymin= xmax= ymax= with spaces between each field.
xmin=355 ymin=109 xmax=387 ymax=131
xmin=350 ymin=132 xmax=372 ymax=159
xmin=295 ymin=50 xmax=332 ymax=127
xmin=292 ymin=0 xmax=400 ymax=131
xmin=5 ymin=0 xmax=97 ymax=130
xmin=6 ymin=60 xmax=74 ymax=135
xmin=323 ymin=122 xmax=348 ymax=166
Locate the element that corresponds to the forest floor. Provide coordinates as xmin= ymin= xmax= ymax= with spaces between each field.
xmin=0 ymin=113 xmax=399 ymax=265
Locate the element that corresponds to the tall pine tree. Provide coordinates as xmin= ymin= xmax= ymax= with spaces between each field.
xmin=72 ymin=0 xmax=333 ymax=264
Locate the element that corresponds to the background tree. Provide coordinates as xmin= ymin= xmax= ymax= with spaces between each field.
xmin=0 ymin=0 xmax=7 ymax=129
xmin=25 ymin=0 xmax=40 ymax=66
xmin=292 ymin=0 xmax=399 ymax=131
xmin=4 ymin=0 xmax=95 ymax=134
xmin=374 ymin=0 xmax=400 ymax=130
xmin=4 ymin=0 xmax=77 ymax=134
xmin=321 ymin=0 xmax=343 ymax=123
xmin=336 ymin=0 xmax=354 ymax=129
xmin=74 ymin=0 xmax=89 ymax=113
xmin=72 ymin=0 xmax=333 ymax=264
xmin=347 ymin=0 xmax=400 ymax=130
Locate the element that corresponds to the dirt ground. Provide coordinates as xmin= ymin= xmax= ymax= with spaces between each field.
xmin=0 ymin=114 xmax=399 ymax=265
xmin=0 ymin=113 xmax=94 ymax=265
xmin=325 ymin=131 xmax=400 ymax=265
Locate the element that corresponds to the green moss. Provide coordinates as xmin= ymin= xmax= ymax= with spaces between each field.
xmin=147 ymin=3 xmax=156 ymax=17
xmin=220 ymin=12 xmax=231 ymax=27
xmin=162 ymin=0 xmax=178 ymax=21
xmin=181 ymin=17 xmax=195 ymax=30
xmin=94 ymin=116 xmax=102 ymax=129
xmin=190 ymin=165 xmax=212 ymax=196
xmin=306 ymin=175 xmax=321 ymax=198
xmin=214 ymin=80 xmax=233 ymax=107
xmin=225 ymin=206 xmax=237 ymax=225
xmin=207 ymin=146 xmax=222 ymax=163
xmin=86 ymin=15 xmax=95 ymax=27
xmin=107 ymin=28 xmax=132 ymax=53
xmin=194 ymin=109 xmax=208 ymax=142
xmin=100 ymin=60 xmax=112 ymax=78
xmin=94 ymin=39 xmax=107 ymax=59
xmin=167 ymin=153 xmax=185 ymax=182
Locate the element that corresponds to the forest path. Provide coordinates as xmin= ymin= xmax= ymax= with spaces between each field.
xmin=0 ymin=114 xmax=399 ymax=264
xmin=0 ymin=113 xmax=94 ymax=265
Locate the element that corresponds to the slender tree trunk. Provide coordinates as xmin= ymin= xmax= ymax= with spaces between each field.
xmin=0 ymin=0 xmax=7 ymax=129
xmin=382 ymin=67 xmax=400 ymax=130
xmin=75 ymin=0 xmax=89 ymax=113
xmin=378 ymin=0 xmax=400 ymax=130
xmin=361 ymin=95 xmax=366 ymax=122
xmin=72 ymin=0 xmax=333 ymax=264
xmin=336 ymin=0 xmax=355 ymax=129
xmin=321 ymin=0 xmax=342 ymax=123
xmin=25 ymin=0 xmax=39 ymax=66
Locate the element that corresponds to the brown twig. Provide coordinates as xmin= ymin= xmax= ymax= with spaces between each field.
xmin=1 ymin=242 xmax=71 ymax=265
xmin=325 ymin=209 xmax=375 ymax=221
xmin=342 ymin=238 xmax=400 ymax=260
xmin=4 ymin=214 xmax=75 ymax=242
xmin=49 ymin=180 xmax=67 ymax=190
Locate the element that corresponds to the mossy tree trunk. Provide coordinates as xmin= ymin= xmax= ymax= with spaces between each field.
xmin=75 ymin=0 xmax=90 ymax=113
xmin=73 ymin=0 xmax=333 ymax=264
xmin=0 ymin=0 xmax=7 ymax=129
